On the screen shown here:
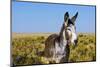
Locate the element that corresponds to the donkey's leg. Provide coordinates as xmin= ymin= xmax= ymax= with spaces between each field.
xmin=60 ymin=44 xmax=70 ymax=63
xmin=66 ymin=44 xmax=70 ymax=62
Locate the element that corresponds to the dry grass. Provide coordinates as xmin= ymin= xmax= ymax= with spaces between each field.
xmin=12 ymin=33 xmax=96 ymax=65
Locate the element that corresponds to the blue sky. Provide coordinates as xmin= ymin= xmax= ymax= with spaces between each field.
xmin=12 ymin=1 xmax=96 ymax=33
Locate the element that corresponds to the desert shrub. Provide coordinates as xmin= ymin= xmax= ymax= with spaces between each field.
xmin=69 ymin=34 xmax=96 ymax=62
xmin=12 ymin=33 xmax=96 ymax=65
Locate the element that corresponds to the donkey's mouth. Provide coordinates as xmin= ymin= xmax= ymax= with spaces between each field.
xmin=73 ymin=39 xmax=78 ymax=47
xmin=75 ymin=39 xmax=78 ymax=44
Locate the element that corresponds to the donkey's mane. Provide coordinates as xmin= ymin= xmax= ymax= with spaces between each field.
xmin=59 ymin=23 xmax=65 ymax=41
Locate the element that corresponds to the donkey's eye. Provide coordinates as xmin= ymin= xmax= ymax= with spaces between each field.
xmin=67 ymin=28 xmax=71 ymax=31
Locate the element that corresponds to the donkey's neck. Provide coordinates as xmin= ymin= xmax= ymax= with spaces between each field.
xmin=60 ymin=30 xmax=67 ymax=46
xmin=59 ymin=25 xmax=67 ymax=46
xmin=59 ymin=24 xmax=64 ymax=40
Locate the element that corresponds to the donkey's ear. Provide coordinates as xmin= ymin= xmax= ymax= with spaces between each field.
xmin=71 ymin=12 xmax=78 ymax=24
xmin=64 ymin=12 xmax=69 ymax=22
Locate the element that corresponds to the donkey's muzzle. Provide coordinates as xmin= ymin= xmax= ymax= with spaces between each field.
xmin=74 ymin=39 xmax=78 ymax=47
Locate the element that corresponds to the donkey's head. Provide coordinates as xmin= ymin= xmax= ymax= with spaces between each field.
xmin=63 ymin=12 xmax=78 ymax=46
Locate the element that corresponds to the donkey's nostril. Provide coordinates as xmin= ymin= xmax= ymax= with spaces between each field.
xmin=74 ymin=39 xmax=78 ymax=46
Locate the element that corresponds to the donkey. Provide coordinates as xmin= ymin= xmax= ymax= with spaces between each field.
xmin=44 ymin=12 xmax=78 ymax=63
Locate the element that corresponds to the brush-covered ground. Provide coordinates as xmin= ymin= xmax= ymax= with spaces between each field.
xmin=12 ymin=33 xmax=96 ymax=65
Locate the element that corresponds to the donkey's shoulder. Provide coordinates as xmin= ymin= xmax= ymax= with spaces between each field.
xmin=49 ymin=34 xmax=59 ymax=38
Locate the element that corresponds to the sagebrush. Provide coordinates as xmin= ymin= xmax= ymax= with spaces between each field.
xmin=12 ymin=33 xmax=96 ymax=65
